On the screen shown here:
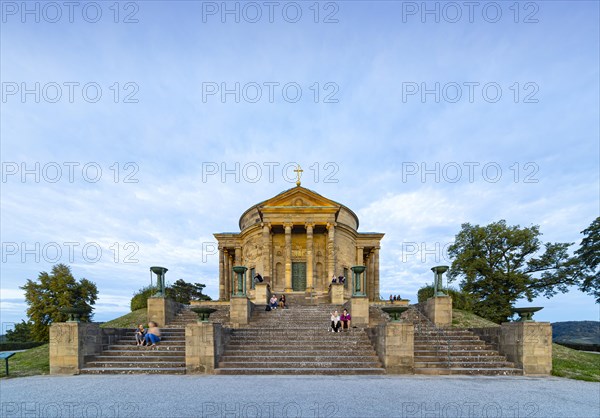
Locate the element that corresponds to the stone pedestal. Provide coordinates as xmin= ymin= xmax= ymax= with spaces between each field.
xmin=424 ymin=296 xmax=452 ymax=327
xmin=185 ymin=322 xmax=225 ymax=374
xmin=147 ymin=297 xmax=179 ymax=327
xmin=230 ymin=297 xmax=251 ymax=326
xmin=254 ymin=282 xmax=270 ymax=305
xmin=499 ymin=322 xmax=552 ymax=375
xmin=379 ymin=322 xmax=414 ymax=374
xmin=49 ymin=322 xmax=102 ymax=375
xmin=349 ymin=297 xmax=369 ymax=326
xmin=330 ymin=283 xmax=345 ymax=305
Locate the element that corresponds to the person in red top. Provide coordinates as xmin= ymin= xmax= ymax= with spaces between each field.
xmin=340 ymin=309 xmax=351 ymax=331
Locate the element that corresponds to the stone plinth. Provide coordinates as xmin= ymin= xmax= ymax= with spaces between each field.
xmin=368 ymin=322 xmax=414 ymax=374
xmin=329 ymin=283 xmax=345 ymax=305
xmin=499 ymin=322 xmax=552 ymax=375
xmin=230 ymin=297 xmax=251 ymax=326
xmin=147 ymin=297 xmax=179 ymax=327
xmin=49 ymin=322 xmax=102 ymax=375
xmin=424 ymin=296 xmax=452 ymax=327
xmin=185 ymin=322 xmax=226 ymax=374
xmin=349 ymin=297 xmax=369 ymax=326
xmin=254 ymin=283 xmax=270 ymax=305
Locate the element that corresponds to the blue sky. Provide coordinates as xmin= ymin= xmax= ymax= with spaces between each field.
xmin=1 ymin=1 xmax=598 ymax=330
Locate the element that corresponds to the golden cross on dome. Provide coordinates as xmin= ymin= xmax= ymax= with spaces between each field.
xmin=294 ymin=164 xmax=303 ymax=187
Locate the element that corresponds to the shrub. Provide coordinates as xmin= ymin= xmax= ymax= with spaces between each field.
xmin=130 ymin=285 xmax=159 ymax=311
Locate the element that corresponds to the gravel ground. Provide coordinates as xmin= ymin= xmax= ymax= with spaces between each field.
xmin=1 ymin=374 xmax=599 ymax=417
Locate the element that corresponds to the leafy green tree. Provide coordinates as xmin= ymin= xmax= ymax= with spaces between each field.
xmin=575 ymin=217 xmax=600 ymax=302
xmin=447 ymin=220 xmax=579 ymax=323
xmin=165 ymin=279 xmax=211 ymax=304
xmin=21 ymin=264 xmax=98 ymax=341
xmin=5 ymin=320 xmax=34 ymax=342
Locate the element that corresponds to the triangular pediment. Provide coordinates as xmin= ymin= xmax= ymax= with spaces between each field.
xmin=260 ymin=186 xmax=340 ymax=209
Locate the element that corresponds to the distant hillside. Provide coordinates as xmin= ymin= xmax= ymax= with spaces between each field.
xmin=552 ymin=321 xmax=600 ymax=345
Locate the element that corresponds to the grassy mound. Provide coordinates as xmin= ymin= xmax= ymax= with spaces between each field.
xmin=0 ymin=344 xmax=49 ymax=379
xmin=552 ymin=343 xmax=600 ymax=382
xmin=100 ymin=309 xmax=147 ymax=329
xmin=452 ymin=309 xmax=499 ymax=328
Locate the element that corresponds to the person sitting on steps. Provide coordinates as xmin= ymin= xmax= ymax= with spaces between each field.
xmin=269 ymin=294 xmax=279 ymax=310
xmin=330 ymin=310 xmax=341 ymax=332
xmin=144 ymin=321 xmax=161 ymax=347
xmin=134 ymin=323 xmax=146 ymax=346
xmin=278 ymin=294 xmax=286 ymax=309
xmin=340 ymin=309 xmax=352 ymax=331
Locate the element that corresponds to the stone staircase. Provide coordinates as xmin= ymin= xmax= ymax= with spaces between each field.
xmin=403 ymin=308 xmax=522 ymax=376
xmin=215 ymin=304 xmax=385 ymax=375
xmin=79 ymin=328 xmax=186 ymax=375
xmin=80 ymin=305 xmax=230 ymax=374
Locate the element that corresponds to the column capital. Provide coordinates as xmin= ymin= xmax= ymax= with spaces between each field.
xmin=326 ymin=222 xmax=337 ymax=230
xmin=305 ymin=222 xmax=315 ymax=230
xmin=261 ymin=222 xmax=271 ymax=230
xmin=283 ymin=222 xmax=294 ymax=230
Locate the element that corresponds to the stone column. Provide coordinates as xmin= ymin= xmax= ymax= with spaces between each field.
xmin=223 ymin=249 xmax=230 ymax=300
xmin=262 ymin=223 xmax=271 ymax=281
xmin=227 ymin=252 xmax=233 ymax=296
xmin=306 ymin=223 xmax=314 ymax=293
xmin=327 ymin=223 xmax=336 ymax=279
xmin=218 ymin=247 xmax=225 ymax=301
xmin=374 ymin=247 xmax=380 ymax=301
xmin=284 ymin=223 xmax=293 ymax=292
xmin=234 ymin=246 xmax=243 ymax=294
xmin=368 ymin=250 xmax=375 ymax=301
xmin=356 ymin=246 xmax=364 ymax=265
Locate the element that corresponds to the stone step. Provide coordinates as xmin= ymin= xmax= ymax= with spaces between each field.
xmin=414 ymin=355 xmax=508 ymax=362
xmin=219 ymin=355 xmax=380 ymax=362
xmin=218 ymin=361 xmax=381 ymax=368
xmin=94 ymin=350 xmax=185 ymax=357
xmin=414 ymin=343 xmax=491 ymax=349
xmin=93 ymin=355 xmax=185 ymax=362
xmin=414 ymin=361 xmax=515 ymax=369
xmin=105 ymin=344 xmax=185 ymax=351
xmin=414 ymin=336 xmax=483 ymax=342
xmin=80 ymin=367 xmax=186 ymax=375
xmin=87 ymin=361 xmax=185 ymax=368
xmin=414 ymin=349 xmax=500 ymax=356
xmin=214 ymin=368 xmax=386 ymax=375
xmin=222 ymin=343 xmax=374 ymax=351
xmin=226 ymin=337 xmax=370 ymax=344
xmin=414 ymin=367 xmax=522 ymax=376
xmin=222 ymin=349 xmax=377 ymax=356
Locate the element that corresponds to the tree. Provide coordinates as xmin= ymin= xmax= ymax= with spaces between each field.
xmin=21 ymin=264 xmax=98 ymax=341
xmin=575 ymin=217 xmax=600 ymax=302
xmin=447 ymin=220 xmax=579 ymax=323
xmin=5 ymin=320 xmax=34 ymax=342
xmin=165 ymin=279 xmax=211 ymax=304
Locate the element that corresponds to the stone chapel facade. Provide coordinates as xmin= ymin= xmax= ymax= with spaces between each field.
xmin=214 ymin=186 xmax=384 ymax=302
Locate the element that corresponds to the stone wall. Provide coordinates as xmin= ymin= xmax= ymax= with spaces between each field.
xmin=499 ymin=322 xmax=552 ymax=375
xmin=424 ymin=296 xmax=452 ymax=327
xmin=147 ymin=297 xmax=181 ymax=327
xmin=366 ymin=322 xmax=414 ymax=374
xmin=50 ymin=323 xmax=128 ymax=375
xmin=185 ymin=322 xmax=232 ymax=374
